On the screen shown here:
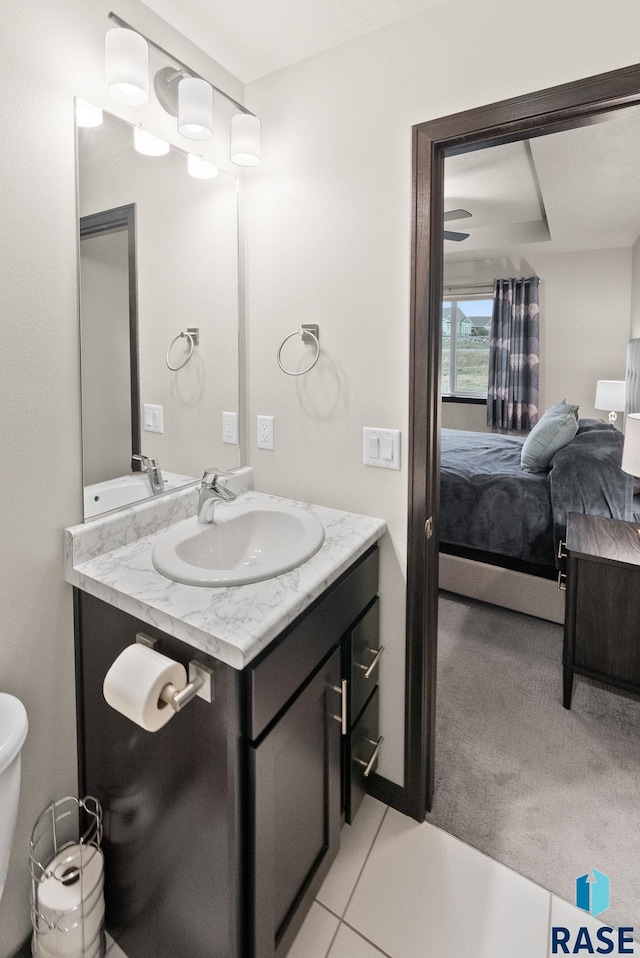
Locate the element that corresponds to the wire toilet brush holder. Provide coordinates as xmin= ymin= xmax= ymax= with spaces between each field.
xmin=29 ymin=796 xmax=106 ymax=958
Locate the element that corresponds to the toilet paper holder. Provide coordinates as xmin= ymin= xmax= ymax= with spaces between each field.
xmin=136 ymin=633 xmax=214 ymax=708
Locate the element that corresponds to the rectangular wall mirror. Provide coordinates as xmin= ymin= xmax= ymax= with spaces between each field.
xmin=77 ymin=106 xmax=241 ymax=520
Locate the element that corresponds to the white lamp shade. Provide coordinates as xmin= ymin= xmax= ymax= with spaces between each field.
xmin=622 ymin=413 xmax=640 ymax=475
xmin=187 ymin=154 xmax=219 ymax=179
xmin=106 ymin=28 xmax=149 ymax=105
xmin=178 ymin=78 xmax=213 ymax=140
xmin=595 ymin=379 xmax=626 ymax=412
xmin=230 ymin=114 xmax=261 ymax=166
xmin=76 ymin=98 xmax=103 ymax=128
xmin=134 ymin=127 xmax=169 ymax=157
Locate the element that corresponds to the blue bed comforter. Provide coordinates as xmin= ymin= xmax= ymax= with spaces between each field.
xmin=440 ymin=422 xmax=632 ymax=568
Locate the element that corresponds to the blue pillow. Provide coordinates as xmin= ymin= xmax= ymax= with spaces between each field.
xmin=521 ymin=401 xmax=579 ymax=473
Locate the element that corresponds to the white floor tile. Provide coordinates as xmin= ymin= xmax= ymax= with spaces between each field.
xmin=549 ymin=896 xmax=639 ymax=956
xmin=345 ymin=809 xmax=550 ymax=958
xmin=328 ymin=924 xmax=389 ymax=957
xmin=317 ymin=796 xmax=388 ymax=916
xmin=286 ymin=902 xmax=340 ymax=958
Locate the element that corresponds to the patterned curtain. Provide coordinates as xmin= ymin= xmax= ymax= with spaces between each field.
xmin=487 ymin=277 xmax=540 ymax=431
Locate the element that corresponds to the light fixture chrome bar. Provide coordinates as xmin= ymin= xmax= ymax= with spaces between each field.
xmin=108 ymin=11 xmax=255 ymax=118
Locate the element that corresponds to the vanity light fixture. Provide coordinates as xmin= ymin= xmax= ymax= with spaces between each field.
xmin=230 ymin=114 xmax=261 ymax=167
xmin=187 ymin=154 xmax=219 ymax=179
xmin=178 ymin=77 xmax=213 ymax=140
xmin=76 ymin=98 xmax=103 ymax=128
xmin=105 ymin=27 xmax=149 ymax=105
xmin=106 ymin=13 xmax=262 ymax=165
xmin=134 ymin=127 xmax=170 ymax=157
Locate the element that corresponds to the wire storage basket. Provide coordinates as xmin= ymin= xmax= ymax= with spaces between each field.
xmin=29 ymin=796 xmax=106 ymax=958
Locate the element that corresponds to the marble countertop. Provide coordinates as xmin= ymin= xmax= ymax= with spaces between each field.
xmin=66 ymin=487 xmax=386 ymax=670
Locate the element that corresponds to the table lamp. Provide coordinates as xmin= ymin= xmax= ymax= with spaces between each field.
xmin=595 ymin=380 xmax=626 ymax=426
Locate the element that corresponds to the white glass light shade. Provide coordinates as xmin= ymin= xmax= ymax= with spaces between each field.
xmin=76 ymin=98 xmax=103 ymax=128
xmin=178 ymin=78 xmax=213 ymax=140
xmin=187 ymin=154 xmax=219 ymax=179
xmin=106 ymin=28 xmax=149 ymax=105
xmin=134 ymin=127 xmax=169 ymax=157
xmin=230 ymin=114 xmax=261 ymax=166
xmin=622 ymin=414 xmax=640 ymax=475
xmin=595 ymin=380 xmax=626 ymax=412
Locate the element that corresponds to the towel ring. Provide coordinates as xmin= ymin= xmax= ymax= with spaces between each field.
xmin=166 ymin=328 xmax=199 ymax=371
xmin=277 ymin=325 xmax=320 ymax=376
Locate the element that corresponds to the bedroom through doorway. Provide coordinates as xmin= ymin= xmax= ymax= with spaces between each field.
xmin=426 ymin=103 xmax=640 ymax=930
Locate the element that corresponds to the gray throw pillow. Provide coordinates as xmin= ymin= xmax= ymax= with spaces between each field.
xmin=521 ymin=401 xmax=579 ymax=473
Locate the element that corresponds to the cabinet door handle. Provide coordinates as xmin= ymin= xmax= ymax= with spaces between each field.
xmin=355 ymin=645 xmax=385 ymax=680
xmin=355 ymin=735 xmax=384 ymax=778
xmin=557 ymin=540 xmax=568 ymax=560
xmin=557 ymin=572 xmax=567 ymax=592
xmin=330 ymin=680 xmax=348 ymax=735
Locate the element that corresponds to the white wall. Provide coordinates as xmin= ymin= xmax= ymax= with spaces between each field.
xmin=245 ymin=0 xmax=640 ymax=785
xmin=445 ymin=248 xmax=632 ymax=423
xmin=0 ymin=3 xmax=243 ymax=953
xmin=631 ymin=234 xmax=640 ymax=339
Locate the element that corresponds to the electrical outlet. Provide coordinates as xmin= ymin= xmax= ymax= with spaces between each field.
xmin=223 ymin=411 xmax=239 ymax=445
xmin=257 ymin=415 xmax=274 ymax=450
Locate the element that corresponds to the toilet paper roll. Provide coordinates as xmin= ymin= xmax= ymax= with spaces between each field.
xmin=103 ymin=644 xmax=187 ymax=732
xmin=36 ymin=844 xmax=104 ymax=958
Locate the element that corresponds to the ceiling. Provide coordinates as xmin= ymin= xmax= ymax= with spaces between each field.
xmin=444 ymin=104 xmax=640 ymax=262
xmin=141 ymin=0 xmax=447 ymax=82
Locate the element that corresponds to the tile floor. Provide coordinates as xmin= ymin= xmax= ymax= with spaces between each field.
xmin=104 ymin=797 xmax=638 ymax=957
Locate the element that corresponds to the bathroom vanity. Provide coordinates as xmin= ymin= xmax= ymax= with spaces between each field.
xmin=66 ymin=484 xmax=385 ymax=958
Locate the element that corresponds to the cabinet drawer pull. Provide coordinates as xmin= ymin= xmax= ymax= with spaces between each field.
xmin=330 ymin=680 xmax=348 ymax=735
xmin=558 ymin=540 xmax=567 ymax=560
xmin=355 ymin=645 xmax=385 ymax=680
xmin=355 ymin=735 xmax=384 ymax=778
xmin=557 ymin=572 xmax=567 ymax=592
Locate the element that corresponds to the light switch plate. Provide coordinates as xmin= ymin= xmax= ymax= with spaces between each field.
xmin=143 ymin=403 xmax=164 ymax=434
xmin=363 ymin=427 xmax=401 ymax=469
xmin=223 ymin=411 xmax=239 ymax=445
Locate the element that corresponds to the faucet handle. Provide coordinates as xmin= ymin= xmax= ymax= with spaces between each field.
xmin=201 ymin=468 xmax=237 ymax=501
xmin=133 ymin=454 xmax=158 ymax=471
xmin=202 ymin=467 xmax=231 ymax=484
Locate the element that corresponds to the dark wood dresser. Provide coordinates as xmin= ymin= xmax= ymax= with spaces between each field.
xmin=563 ymin=513 xmax=640 ymax=708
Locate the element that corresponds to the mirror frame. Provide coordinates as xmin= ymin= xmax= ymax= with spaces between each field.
xmin=404 ymin=62 xmax=640 ymax=822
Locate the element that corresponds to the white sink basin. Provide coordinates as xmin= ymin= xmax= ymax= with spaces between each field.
xmin=151 ymin=501 xmax=325 ymax=587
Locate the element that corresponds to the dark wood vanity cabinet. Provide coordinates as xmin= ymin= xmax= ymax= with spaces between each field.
xmin=74 ymin=545 xmax=380 ymax=958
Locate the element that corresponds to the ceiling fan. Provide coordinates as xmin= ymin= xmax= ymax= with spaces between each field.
xmin=444 ymin=208 xmax=472 ymax=242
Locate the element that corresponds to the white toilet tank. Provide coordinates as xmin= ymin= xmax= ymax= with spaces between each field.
xmin=0 ymin=693 xmax=28 ymax=903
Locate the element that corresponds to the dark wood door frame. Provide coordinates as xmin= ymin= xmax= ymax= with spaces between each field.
xmin=405 ymin=62 xmax=640 ymax=821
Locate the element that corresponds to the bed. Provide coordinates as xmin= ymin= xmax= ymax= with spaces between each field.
xmin=439 ymin=419 xmax=634 ymax=578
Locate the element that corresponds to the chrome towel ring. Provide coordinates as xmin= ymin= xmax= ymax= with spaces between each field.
xmin=277 ymin=325 xmax=320 ymax=376
xmin=166 ymin=327 xmax=200 ymax=371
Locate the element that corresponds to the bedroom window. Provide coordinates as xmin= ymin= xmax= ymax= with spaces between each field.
xmin=442 ymin=295 xmax=492 ymax=400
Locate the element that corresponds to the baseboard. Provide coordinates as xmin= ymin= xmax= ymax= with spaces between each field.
xmin=439 ymin=552 xmax=566 ymax=624
xmin=366 ymin=772 xmax=408 ymax=815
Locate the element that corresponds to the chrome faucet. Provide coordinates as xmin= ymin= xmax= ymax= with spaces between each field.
xmin=197 ymin=468 xmax=237 ymax=523
xmin=132 ymin=454 xmax=165 ymax=496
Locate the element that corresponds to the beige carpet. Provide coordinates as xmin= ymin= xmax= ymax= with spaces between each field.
xmin=426 ymin=592 xmax=640 ymax=930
